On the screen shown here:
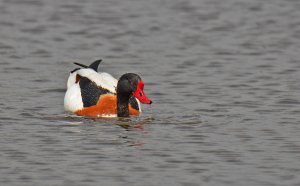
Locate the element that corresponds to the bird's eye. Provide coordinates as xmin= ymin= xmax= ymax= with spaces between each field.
xmin=139 ymin=92 xmax=143 ymax=96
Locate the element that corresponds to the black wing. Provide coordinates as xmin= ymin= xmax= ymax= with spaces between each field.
xmin=79 ymin=76 xmax=110 ymax=107
xmin=129 ymin=96 xmax=140 ymax=111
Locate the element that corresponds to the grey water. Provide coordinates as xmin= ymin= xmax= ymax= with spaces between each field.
xmin=0 ymin=0 xmax=300 ymax=185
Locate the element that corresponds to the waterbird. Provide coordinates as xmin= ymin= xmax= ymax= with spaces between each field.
xmin=64 ymin=59 xmax=152 ymax=117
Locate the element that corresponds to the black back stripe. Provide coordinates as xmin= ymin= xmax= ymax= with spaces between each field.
xmin=79 ymin=77 xmax=110 ymax=107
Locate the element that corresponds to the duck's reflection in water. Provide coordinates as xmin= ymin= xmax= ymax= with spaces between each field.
xmin=114 ymin=117 xmax=154 ymax=130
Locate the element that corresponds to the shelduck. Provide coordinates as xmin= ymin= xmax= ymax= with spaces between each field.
xmin=64 ymin=59 xmax=152 ymax=117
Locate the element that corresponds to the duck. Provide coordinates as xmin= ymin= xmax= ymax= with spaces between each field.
xmin=64 ymin=59 xmax=152 ymax=117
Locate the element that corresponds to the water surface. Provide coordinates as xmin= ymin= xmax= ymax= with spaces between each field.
xmin=0 ymin=0 xmax=300 ymax=185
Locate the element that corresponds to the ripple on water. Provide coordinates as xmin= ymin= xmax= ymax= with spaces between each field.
xmin=0 ymin=0 xmax=300 ymax=185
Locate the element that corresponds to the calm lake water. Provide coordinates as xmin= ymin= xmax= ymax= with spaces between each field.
xmin=1 ymin=0 xmax=300 ymax=185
